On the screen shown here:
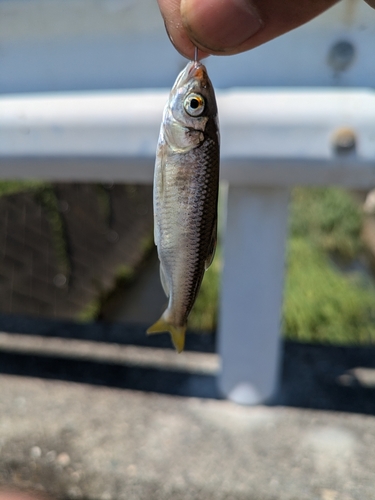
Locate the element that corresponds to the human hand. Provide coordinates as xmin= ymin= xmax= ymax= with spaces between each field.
xmin=157 ymin=0 xmax=375 ymax=59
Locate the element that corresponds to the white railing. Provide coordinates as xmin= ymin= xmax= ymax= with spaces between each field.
xmin=1 ymin=0 xmax=375 ymax=404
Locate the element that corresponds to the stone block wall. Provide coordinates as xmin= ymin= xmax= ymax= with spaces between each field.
xmin=0 ymin=183 xmax=153 ymax=320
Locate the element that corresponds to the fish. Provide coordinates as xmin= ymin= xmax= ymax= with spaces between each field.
xmin=147 ymin=60 xmax=220 ymax=352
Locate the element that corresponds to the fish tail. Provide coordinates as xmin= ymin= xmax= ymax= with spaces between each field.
xmin=147 ymin=316 xmax=186 ymax=353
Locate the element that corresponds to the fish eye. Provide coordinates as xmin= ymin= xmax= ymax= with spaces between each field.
xmin=184 ymin=93 xmax=205 ymax=117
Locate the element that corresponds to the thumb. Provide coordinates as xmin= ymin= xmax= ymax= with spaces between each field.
xmin=181 ymin=0 xmax=263 ymax=54
xmin=158 ymin=0 xmax=339 ymax=58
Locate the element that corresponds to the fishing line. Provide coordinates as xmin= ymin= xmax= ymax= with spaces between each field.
xmin=194 ymin=46 xmax=199 ymax=65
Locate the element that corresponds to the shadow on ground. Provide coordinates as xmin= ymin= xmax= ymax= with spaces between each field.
xmin=0 ymin=351 xmax=219 ymax=400
xmin=1 ymin=314 xmax=375 ymax=415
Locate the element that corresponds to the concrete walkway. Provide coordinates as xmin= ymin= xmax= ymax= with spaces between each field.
xmin=0 ymin=318 xmax=374 ymax=500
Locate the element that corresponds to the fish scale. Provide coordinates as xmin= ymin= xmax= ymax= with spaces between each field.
xmin=147 ymin=60 xmax=220 ymax=352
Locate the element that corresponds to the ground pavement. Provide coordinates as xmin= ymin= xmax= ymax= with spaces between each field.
xmin=0 ymin=316 xmax=374 ymax=500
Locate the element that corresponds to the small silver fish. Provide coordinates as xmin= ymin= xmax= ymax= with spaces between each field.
xmin=147 ymin=60 xmax=220 ymax=352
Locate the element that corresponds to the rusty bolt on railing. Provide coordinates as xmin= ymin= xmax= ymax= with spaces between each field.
xmin=332 ymin=127 xmax=357 ymax=156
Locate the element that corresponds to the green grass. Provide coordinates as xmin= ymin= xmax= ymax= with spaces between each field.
xmin=78 ymin=296 xmax=103 ymax=322
xmin=188 ymin=248 xmax=222 ymax=331
xmin=78 ymin=264 xmax=137 ymax=322
xmin=190 ymin=187 xmax=375 ymax=345
xmin=290 ymin=187 xmax=362 ymax=261
xmin=34 ymin=185 xmax=72 ymax=279
xmin=0 ymin=181 xmax=72 ymax=279
xmin=283 ymin=237 xmax=375 ymax=344
xmin=0 ymin=180 xmax=45 ymax=197
xmin=4 ymin=180 xmax=373 ymax=344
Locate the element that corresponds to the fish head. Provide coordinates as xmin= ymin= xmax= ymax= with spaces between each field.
xmin=167 ymin=61 xmax=218 ymax=138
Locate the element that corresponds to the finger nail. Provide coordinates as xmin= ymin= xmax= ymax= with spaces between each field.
xmin=181 ymin=0 xmax=263 ymax=52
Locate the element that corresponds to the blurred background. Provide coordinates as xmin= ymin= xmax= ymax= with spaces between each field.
xmin=1 ymin=181 xmax=375 ymax=343
xmin=1 ymin=0 xmax=375 ymax=342
xmin=1 ymin=0 xmax=375 ymax=499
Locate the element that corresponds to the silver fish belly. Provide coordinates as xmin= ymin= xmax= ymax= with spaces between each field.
xmin=147 ymin=60 xmax=220 ymax=352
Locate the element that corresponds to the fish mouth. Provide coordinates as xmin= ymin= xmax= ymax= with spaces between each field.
xmin=172 ymin=61 xmax=209 ymax=94
xmin=188 ymin=61 xmax=205 ymax=78
xmin=187 ymin=61 xmax=208 ymax=86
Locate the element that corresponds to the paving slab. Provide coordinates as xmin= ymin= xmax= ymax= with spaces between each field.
xmin=0 ymin=374 xmax=374 ymax=500
xmin=0 ymin=324 xmax=374 ymax=500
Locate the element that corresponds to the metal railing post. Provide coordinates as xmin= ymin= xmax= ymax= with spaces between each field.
xmin=218 ymin=185 xmax=290 ymax=404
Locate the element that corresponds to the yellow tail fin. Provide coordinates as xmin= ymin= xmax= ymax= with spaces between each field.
xmin=147 ymin=317 xmax=186 ymax=353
